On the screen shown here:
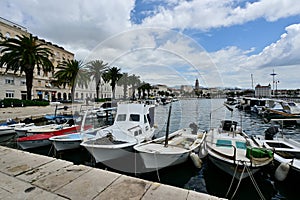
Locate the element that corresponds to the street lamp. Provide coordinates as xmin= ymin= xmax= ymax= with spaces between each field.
xmin=270 ymin=69 xmax=277 ymax=96
xmin=275 ymin=80 xmax=279 ymax=97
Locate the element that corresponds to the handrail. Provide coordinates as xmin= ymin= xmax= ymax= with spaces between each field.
xmin=127 ymin=125 xmax=141 ymax=131
xmin=209 ymin=142 xmax=237 ymax=164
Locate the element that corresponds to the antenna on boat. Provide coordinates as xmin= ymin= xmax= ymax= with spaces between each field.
xmin=210 ymin=104 xmax=229 ymax=129
xmin=164 ymin=102 xmax=172 ymax=147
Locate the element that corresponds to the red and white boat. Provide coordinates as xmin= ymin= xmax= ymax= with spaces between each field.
xmin=17 ymin=124 xmax=92 ymax=149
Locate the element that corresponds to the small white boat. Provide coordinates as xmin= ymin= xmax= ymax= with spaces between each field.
xmin=0 ymin=126 xmax=15 ymax=142
xmin=49 ymin=130 xmax=97 ymax=151
xmin=134 ymin=126 xmax=206 ymax=170
xmin=80 ymin=102 xmax=156 ymax=164
xmin=251 ymin=118 xmax=300 ymax=180
xmin=49 ymin=110 xmax=108 ymax=152
xmin=205 ymin=120 xmax=273 ymax=180
xmin=14 ymin=123 xmax=36 ymax=137
xmin=0 ymin=122 xmax=34 ymax=142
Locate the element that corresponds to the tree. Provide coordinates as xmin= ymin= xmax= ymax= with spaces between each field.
xmin=128 ymin=74 xmax=141 ymax=100
xmin=117 ymin=72 xmax=130 ymax=99
xmin=87 ymin=60 xmax=108 ymax=100
xmin=138 ymin=82 xmax=152 ymax=99
xmin=102 ymin=67 xmax=122 ymax=99
xmin=0 ymin=34 xmax=54 ymax=100
xmin=54 ymin=59 xmax=89 ymax=101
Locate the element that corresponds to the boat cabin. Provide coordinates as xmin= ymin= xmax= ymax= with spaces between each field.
xmin=221 ymin=120 xmax=238 ymax=132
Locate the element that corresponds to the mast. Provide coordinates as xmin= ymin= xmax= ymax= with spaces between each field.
xmin=164 ymin=103 xmax=172 ymax=147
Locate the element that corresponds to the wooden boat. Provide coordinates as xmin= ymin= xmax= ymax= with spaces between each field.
xmin=134 ymin=126 xmax=206 ymax=170
xmin=17 ymin=123 xmax=92 ymax=150
xmin=49 ymin=110 xmax=109 ymax=152
xmin=80 ymin=102 xmax=156 ymax=164
xmin=205 ymin=120 xmax=273 ymax=180
xmin=251 ymin=118 xmax=300 ymax=180
xmin=0 ymin=122 xmax=34 ymax=142
xmin=0 ymin=126 xmax=16 ymax=143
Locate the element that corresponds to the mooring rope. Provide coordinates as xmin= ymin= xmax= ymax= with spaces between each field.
xmin=154 ymin=152 xmax=161 ymax=182
xmin=226 ymin=163 xmax=239 ymax=198
xmin=230 ymin=163 xmax=246 ymax=199
xmin=245 ymin=165 xmax=265 ymax=200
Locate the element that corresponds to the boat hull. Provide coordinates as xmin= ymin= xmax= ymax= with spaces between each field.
xmin=52 ymin=140 xmax=81 ymax=151
xmin=50 ymin=133 xmax=95 ymax=151
xmin=83 ymin=145 xmax=134 ymax=163
xmin=208 ymin=154 xmax=259 ymax=179
xmin=139 ymin=151 xmax=190 ymax=169
xmin=17 ymin=138 xmax=51 ymax=149
xmin=0 ymin=128 xmax=16 ymax=142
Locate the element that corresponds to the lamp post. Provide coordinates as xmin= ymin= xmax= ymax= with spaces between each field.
xmin=270 ymin=69 xmax=277 ymax=97
xmin=275 ymin=80 xmax=279 ymax=98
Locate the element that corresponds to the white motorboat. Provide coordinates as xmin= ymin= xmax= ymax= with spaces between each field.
xmin=251 ymin=118 xmax=300 ymax=180
xmin=49 ymin=130 xmax=97 ymax=152
xmin=134 ymin=125 xmax=206 ymax=170
xmin=205 ymin=120 xmax=273 ymax=180
xmin=80 ymin=102 xmax=156 ymax=164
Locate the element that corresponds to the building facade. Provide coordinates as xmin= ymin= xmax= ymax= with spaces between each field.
xmin=0 ymin=17 xmax=74 ymax=101
xmin=255 ymin=84 xmax=271 ymax=98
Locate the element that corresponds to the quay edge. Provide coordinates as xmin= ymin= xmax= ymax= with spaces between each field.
xmin=0 ymin=146 xmax=224 ymax=200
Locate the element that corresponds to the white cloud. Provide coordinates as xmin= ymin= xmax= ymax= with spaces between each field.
xmin=208 ymin=23 xmax=300 ymax=89
xmin=0 ymin=0 xmax=135 ymax=59
xmin=1 ymin=0 xmax=299 ymax=89
xmin=139 ymin=0 xmax=300 ymax=29
xmin=85 ymin=28 xmax=223 ymax=87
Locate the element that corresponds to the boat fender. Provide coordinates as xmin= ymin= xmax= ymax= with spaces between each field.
xmin=198 ymin=142 xmax=208 ymax=159
xmin=190 ymin=152 xmax=202 ymax=168
xmin=275 ymin=162 xmax=290 ymax=181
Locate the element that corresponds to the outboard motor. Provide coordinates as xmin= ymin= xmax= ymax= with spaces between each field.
xmin=189 ymin=122 xmax=198 ymax=135
xmin=265 ymin=126 xmax=279 ymax=140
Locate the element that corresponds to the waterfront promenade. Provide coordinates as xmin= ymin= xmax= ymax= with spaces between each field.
xmin=0 ymin=146 xmax=222 ymax=199
xmin=0 ymin=103 xmax=80 ymax=123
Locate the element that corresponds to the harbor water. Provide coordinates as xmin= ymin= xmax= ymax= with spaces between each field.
xmin=2 ymin=99 xmax=300 ymax=200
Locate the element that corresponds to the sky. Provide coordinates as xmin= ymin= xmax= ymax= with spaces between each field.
xmin=1 ymin=0 xmax=300 ymax=89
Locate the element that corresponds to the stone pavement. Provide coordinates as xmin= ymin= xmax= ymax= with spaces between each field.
xmin=0 ymin=146 xmax=224 ymax=200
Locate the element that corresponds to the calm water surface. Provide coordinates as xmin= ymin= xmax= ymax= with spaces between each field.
xmin=3 ymin=99 xmax=300 ymax=200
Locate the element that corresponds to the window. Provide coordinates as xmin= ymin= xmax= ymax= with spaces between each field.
xmin=20 ymin=80 xmax=26 ymax=85
xmin=5 ymin=78 xmax=14 ymax=85
xmin=5 ymin=32 xmax=10 ymax=39
xmin=117 ymin=114 xmax=126 ymax=121
xmin=129 ymin=114 xmax=140 ymax=122
xmin=6 ymin=90 xmax=14 ymax=98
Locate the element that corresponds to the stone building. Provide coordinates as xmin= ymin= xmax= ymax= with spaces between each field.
xmin=255 ymin=84 xmax=271 ymax=98
xmin=0 ymin=17 xmax=74 ymax=101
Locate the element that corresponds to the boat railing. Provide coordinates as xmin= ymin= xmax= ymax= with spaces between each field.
xmin=210 ymin=142 xmax=238 ymax=164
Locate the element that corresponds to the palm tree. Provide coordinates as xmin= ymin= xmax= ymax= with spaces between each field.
xmin=117 ymin=72 xmax=130 ymax=99
xmin=0 ymin=34 xmax=54 ymax=100
xmin=102 ymin=67 xmax=122 ymax=99
xmin=138 ymin=82 xmax=152 ymax=99
xmin=54 ymin=59 xmax=89 ymax=101
xmin=87 ymin=60 xmax=108 ymax=100
xmin=128 ymin=74 xmax=141 ymax=100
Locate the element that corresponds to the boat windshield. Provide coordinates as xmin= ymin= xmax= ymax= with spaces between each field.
xmin=117 ymin=114 xmax=126 ymax=121
xmin=129 ymin=114 xmax=140 ymax=122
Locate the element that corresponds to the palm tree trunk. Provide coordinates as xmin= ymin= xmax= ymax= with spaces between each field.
xmin=96 ymin=81 xmax=100 ymax=100
xmin=25 ymin=70 xmax=34 ymax=100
